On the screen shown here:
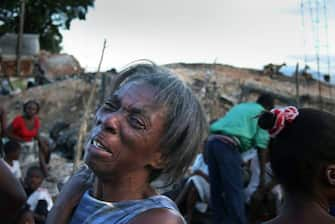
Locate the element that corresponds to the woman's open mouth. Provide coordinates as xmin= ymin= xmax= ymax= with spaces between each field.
xmin=90 ymin=137 xmax=113 ymax=156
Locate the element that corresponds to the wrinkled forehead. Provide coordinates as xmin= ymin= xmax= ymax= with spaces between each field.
xmin=113 ymin=80 xmax=161 ymax=108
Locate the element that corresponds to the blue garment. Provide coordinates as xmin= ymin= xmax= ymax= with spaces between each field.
xmin=330 ymin=206 xmax=335 ymax=216
xmin=70 ymin=190 xmax=185 ymax=224
xmin=206 ymin=137 xmax=247 ymax=224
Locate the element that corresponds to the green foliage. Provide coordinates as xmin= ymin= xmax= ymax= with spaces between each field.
xmin=0 ymin=0 xmax=94 ymax=52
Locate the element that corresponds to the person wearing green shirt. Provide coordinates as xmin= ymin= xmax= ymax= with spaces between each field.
xmin=206 ymin=93 xmax=274 ymax=224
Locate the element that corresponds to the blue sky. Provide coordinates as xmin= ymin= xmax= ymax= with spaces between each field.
xmin=61 ymin=0 xmax=335 ymax=78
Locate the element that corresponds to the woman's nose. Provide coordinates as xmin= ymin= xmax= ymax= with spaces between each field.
xmin=96 ymin=111 xmax=121 ymax=134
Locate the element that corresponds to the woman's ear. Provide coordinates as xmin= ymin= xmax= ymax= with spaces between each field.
xmin=326 ymin=164 xmax=335 ymax=186
xmin=149 ymin=151 xmax=166 ymax=170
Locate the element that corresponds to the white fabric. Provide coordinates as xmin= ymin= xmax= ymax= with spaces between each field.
xmin=188 ymin=175 xmax=210 ymax=213
xmin=189 ymin=154 xmax=210 ymax=213
xmin=243 ymin=149 xmax=260 ymax=203
xmin=27 ymin=187 xmax=53 ymax=211
xmin=20 ymin=141 xmax=39 ymax=174
xmin=191 ymin=154 xmax=208 ymax=175
xmin=2 ymin=159 xmax=22 ymax=179
xmin=242 ymin=149 xmax=283 ymax=206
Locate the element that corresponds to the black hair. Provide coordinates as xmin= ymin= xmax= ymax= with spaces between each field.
xmin=258 ymin=108 xmax=335 ymax=196
xmin=14 ymin=203 xmax=33 ymax=224
xmin=256 ymin=93 xmax=274 ymax=110
xmin=3 ymin=140 xmax=21 ymax=155
xmin=23 ymin=100 xmax=40 ymax=114
xmin=26 ymin=165 xmax=44 ymax=178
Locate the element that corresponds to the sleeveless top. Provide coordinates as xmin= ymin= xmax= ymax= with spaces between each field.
xmin=11 ymin=115 xmax=40 ymax=142
xmin=70 ymin=191 xmax=186 ymax=224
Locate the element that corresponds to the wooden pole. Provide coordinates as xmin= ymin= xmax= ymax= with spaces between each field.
xmin=295 ymin=63 xmax=300 ymax=107
xmin=100 ymin=73 xmax=106 ymax=105
xmin=73 ymin=40 xmax=107 ymax=173
xmin=16 ymin=0 xmax=26 ymax=77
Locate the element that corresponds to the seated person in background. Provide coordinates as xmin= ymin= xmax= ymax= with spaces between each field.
xmin=2 ymin=140 xmax=22 ymax=179
xmin=0 ymin=159 xmax=27 ymax=224
xmin=258 ymin=106 xmax=335 ymax=224
xmin=175 ymin=150 xmax=209 ymax=223
xmin=46 ymin=62 xmax=208 ymax=224
xmin=24 ymin=166 xmax=53 ymax=224
xmin=6 ymin=100 xmax=50 ymax=174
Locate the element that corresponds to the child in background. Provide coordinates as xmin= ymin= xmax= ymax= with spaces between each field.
xmin=15 ymin=204 xmax=35 ymax=224
xmin=2 ymin=140 xmax=22 ymax=179
xmin=24 ymin=166 xmax=53 ymax=224
xmin=258 ymin=106 xmax=335 ymax=224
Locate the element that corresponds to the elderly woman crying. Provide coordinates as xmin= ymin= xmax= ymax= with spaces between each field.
xmin=46 ymin=62 xmax=208 ymax=224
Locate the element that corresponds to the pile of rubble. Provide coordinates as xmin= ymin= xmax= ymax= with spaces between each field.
xmin=2 ymin=61 xmax=335 ymax=195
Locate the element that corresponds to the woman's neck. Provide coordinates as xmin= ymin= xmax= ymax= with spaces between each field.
xmin=93 ymin=171 xmax=156 ymax=202
xmin=279 ymin=191 xmax=332 ymax=222
xmin=23 ymin=114 xmax=34 ymax=120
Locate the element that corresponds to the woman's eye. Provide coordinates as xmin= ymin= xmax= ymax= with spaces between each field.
xmin=128 ymin=116 xmax=146 ymax=129
xmin=103 ymin=102 xmax=118 ymax=111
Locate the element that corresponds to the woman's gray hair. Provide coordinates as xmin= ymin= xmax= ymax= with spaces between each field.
xmin=111 ymin=60 xmax=208 ymax=184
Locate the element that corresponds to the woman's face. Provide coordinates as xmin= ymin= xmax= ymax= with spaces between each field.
xmin=85 ymin=81 xmax=166 ymax=179
xmin=24 ymin=102 xmax=38 ymax=118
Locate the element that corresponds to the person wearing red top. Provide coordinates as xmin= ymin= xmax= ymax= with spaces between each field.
xmin=7 ymin=100 xmax=49 ymax=176
xmin=11 ymin=114 xmax=40 ymax=142
xmin=7 ymin=100 xmax=40 ymax=143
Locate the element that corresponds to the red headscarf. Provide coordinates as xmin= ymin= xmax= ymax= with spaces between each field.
xmin=269 ymin=106 xmax=299 ymax=138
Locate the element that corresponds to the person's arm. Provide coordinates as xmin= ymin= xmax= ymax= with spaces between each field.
xmin=256 ymin=147 xmax=267 ymax=190
xmin=46 ymin=166 xmax=94 ymax=224
xmin=254 ymin=124 xmax=270 ymax=191
xmin=0 ymin=106 xmax=7 ymax=137
xmin=6 ymin=123 xmax=25 ymax=142
xmin=38 ymin=138 xmax=49 ymax=177
xmin=128 ymin=208 xmax=185 ymax=224
xmin=0 ymin=159 xmax=27 ymax=223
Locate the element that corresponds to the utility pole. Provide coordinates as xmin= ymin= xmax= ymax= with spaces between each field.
xmin=295 ymin=63 xmax=300 ymax=107
xmin=16 ymin=0 xmax=26 ymax=77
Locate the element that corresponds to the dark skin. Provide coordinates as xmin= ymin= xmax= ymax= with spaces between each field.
xmin=47 ymin=82 xmax=184 ymax=224
xmin=38 ymin=138 xmax=50 ymax=177
xmin=257 ymin=147 xmax=267 ymax=191
xmin=175 ymin=171 xmax=208 ymax=223
xmin=264 ymin=164 xmax=335 ymax=224
xmin=6 ymin=102 xmax=40 ymax=143
xmin=7 ymin=102 xmax=50 ymax=176
xmin=25 ymin=169 xmax=47 ymax=223
xmin=0 ymin=159 xmax=27 ymax=223
xmin=4 ymin=147 xmax=20 ymax=166
xmin=17 ymin=210 xmax=35 ymax=224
